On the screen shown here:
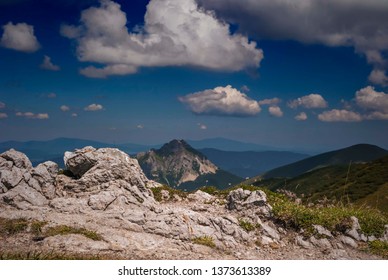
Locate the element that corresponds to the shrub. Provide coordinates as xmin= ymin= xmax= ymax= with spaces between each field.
xmin=0 ymin=217 xmax=28 ymax=235
xmin=238 ymin=219 xmax=256 ymax=232
xmin=151 ymin=185 xmax=187 ymax=202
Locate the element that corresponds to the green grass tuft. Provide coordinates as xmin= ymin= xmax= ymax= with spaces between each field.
xmin=367 ymin=240 xmax=388 ymax=259
xmin=192 ymin=235 xmax=216 ymax=248
xmin=45 ymin=225 xmax=103 ymax=241
xmin=0 ymin=217 xmax=29 ymax=236
xmin=238 ymin=219 xmax=257 ymax=232
xmin=151 ymin=185 xmax=187 ymax=202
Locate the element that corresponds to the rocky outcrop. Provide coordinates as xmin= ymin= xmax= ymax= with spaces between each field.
xmin=0 ymin=147 xmax=387 ymax=260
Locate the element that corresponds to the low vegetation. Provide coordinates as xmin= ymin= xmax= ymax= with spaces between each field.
xmin=0 ymin=217 xmax=28 ymax=235
xmin=44 ymin=225 xmax=103 ymax=241
xmin=192 ymin=235 xmax=216 ymax=248
xmin=238 ymin=219 xmax=257 ymax=232
xmin=151 ymin=185 xmax=187 ymax=202
xmin=366 ymin=240 xmax=388 ymax=259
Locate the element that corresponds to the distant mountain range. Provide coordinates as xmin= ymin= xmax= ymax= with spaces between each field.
xmin=136 ymin=139 xmax=242 ymax=191
xmin=259 ymin=144 xmax=388 ymax=179
xmin=199 ymin=148 xmax=309 ymax=178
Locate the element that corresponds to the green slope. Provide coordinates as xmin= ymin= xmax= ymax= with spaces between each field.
xmin=252 ymin=155 xmax=388 ymax=213
xmin=261 ymin=144 xmax=388 ymax=179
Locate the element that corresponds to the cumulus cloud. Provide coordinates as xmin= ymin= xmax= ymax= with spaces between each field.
xmin=259 ymin=97 xmax=281 ymax=106
xmin=368 ymin=69 xmax=388 ymax=87
xmin=137 ymin=124 xmax=144 ymax=129
xmin=179 ymin=85 xmax=261 ymax=117
xmin=355 ymin=86 xmax=388 ymax=120
xmin=268 ymin=106 xmax=283 ymax=117
xmin=16 ymin=112 xmax=49 ymax=119
xmin=0 ymin=113 xmax=8 ymax=119
xmin=295 ymin=112 xmax=308 ymax=121
xmin=60 ymin=105 xmax=70 ymax=112
xmin=288 ymin=94 xmax=328 ymax=109
xmin=62 ymin=0 xmax=263 ymax=78
xmin=0 ymin=101 xmax=5 ymax=109
xmin=71 ymin=113 xmax=78 ymax=117
xmin=318 ymin=109 xmax=362 ymax=122
xmin=199 ymin=0 xmax=388 ymax=86
xmin=40 ymin=55 xmax=60 ymax=71
xmin=84 ymin=103 xmax=104 ymax=111
xmin=1 ymin=22 xmax=40 ymax=52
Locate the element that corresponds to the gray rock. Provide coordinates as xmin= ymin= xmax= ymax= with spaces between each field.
xmin=313 ymin=224 xmax=333 ymax=238
xmin=345 ymin=216 xmax=361 ymax=241
xmin=260 ymin=221 xmax=280 ymax=240
xmin=188 ymin=190 xmax=214 ymax=203
xmin=32 ymin=161 xmax=58 ymax=199
xmin=309 ymin=236 xmax=332 ymax=250
xmin=295 ymin=236 xmax=313 ymax=249
xmin=0 ymin=149 xmax=32 ymax=170
xmin=380 ymin=225 xmax=388 ymax=242
xmin=227 ymin=188 xmax=272 ymax=217
xmin=338 ymin=235 xmax=358 ymax=248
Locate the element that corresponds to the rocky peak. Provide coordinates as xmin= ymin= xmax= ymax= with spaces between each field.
xmin=137 ymin=139 xmax=218 ymax=187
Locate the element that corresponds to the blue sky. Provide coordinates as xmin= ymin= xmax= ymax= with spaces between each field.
xmin=0 ymin=0 xmax=387 ymax=151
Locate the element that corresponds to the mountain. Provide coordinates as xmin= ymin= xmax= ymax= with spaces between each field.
xmin=0 ymin=137 xmax=157 ymax=167
xmin=251 ymin=155 xmax=388 ymax=214
xmin=136 ymin=139 xmax=242 ymax=190
xmin=260 ymin=144 xmax=388 ymax=179
xmin=199 ymin=148 xmax=309 ymax=178
xmin=187 ymin=137 xmax=276 ymax=151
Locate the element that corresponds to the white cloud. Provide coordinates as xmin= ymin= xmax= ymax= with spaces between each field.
xmin=197 ymin=123 xmax=207 ymax=130
xmin=0 ymin=113 xmax=8 ymax=119
xmin=62 ymin=0 xmax=263 ymax=78
xmin=179 ymin=85 xmax=261 ymax=117
xmin=295 ymin=112 xmax=308 ymax=121
xmin=1 ymin=22 xmax=40 ymax=52
xmin=79 ymin=64 xmax=137 ymax=78
xmin=16 ymin=112 xmax=49 ymax=119
xmin=137 ymin=124 xmax=144 ymax=129
xmin=318 ymin=109 xmax=362 ymax=122
xmin=355 ymin=86 xmax=388 ymax=120
xmin=60 ymin=105 xmax=70 ymax=112
xmin=0 ymin=101 xmax=5 ymax=109
xmin=71 ymin=113 xmax=78 ymax=117
xmin=240 ymin=85 xmax=250 ymax=92
xmin=368 ymin=69 xmax=388 ymax=87
xmin=84 ymin=103 xmax=104 ymax=111
xmin=259 ymin=97 xmax=281 ymax=106
xmin=268 ymin=106 xmax=283 ymax=117
xmin=199 ymin=0 xmax=388 ymax=86
xmin=288 ymin=94 xmax=328 ymax=109
xmin=40 ymin=55 xmax=60 ymax=71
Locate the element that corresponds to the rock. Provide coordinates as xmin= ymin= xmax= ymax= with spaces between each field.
xmin=0 ymin=149 xmax=32 ymax=170
xmin=259 ymin=221 xmax=280 ymax=240
xmin=32 ymin=161 xmax=58 ymax=199
xmin=227 ymin=188 xmax=272 ymax=217
xmin=309 ymin=236 xmax=332 ymax=250
xmin=295 ymin=236 xmax=312 ymax=249
xmin=259 ymin=235 xmax=274 ymax=246
xmin=338 ymin=235 xmax=358 ymax=248
xmin=188 ymin=190 xmax=214 ymax=203
xmin=345 ymin=216 xmax=361 ymax=241
xmin=379 ymin=225 xmax=388 ymax=242
xmin=313 ymin=224 xmax=333 ymax=238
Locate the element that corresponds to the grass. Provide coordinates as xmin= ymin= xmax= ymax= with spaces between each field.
xmin=45 ymin=225 xmax=103 ymax=241
xmin=151 ymin=185 xmax=187 ymax=202
xmin=192 ymin=235 xmax=216 ymax=248
xmin=0 ymin=217 xmax=103 ymax=241
xmin=0 ymin=217 xmax=28 ymax=235
xmin=367 ymin=240 xmax=388 ymax=259
xmin=238 ymin=219 xmax=257 ymax=232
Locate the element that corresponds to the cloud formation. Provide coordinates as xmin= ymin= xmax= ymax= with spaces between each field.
xmin=355 ymin=86 xmax=388 ymax=120
xmin=60 ymin=105 xmax=70 ymax=112
xmin=318 ymin=109 xmax=362 ymax=122
xmin=199 ymin=0 xmax=388 ymax=86
xmin=197 ymin=123 xmax=207 ymax=130
xmin=288 ymin=94 xmax=328 ymax=109
xmin=40 ymin=55 xmax=60 ymax=71
xmin=0 ymin=113 xmax=7 ymax=119
xmin=84 ymin=103 xmax=104 ymax=111
xmin=0 ymin=102 xmax=5 ymax=109
xmin=1 ymin=22 xmax=40 ymax=52
xmin=268 ymin=106 xmax=283 ymax=117
xmin=62 ymin=0 xmax=263 ymax=78
xmin=179 ymin=85 xmax=261 ymax=117
xmin=295 ymin=112 xmax=307 ymax=121
xmin=16 ymin=112 xmax=49 ymax=119
xmin=258 ymin=97 xmax=281 ymax=106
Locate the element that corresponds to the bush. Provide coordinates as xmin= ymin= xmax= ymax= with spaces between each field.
xmin=151 ymin=185 xmax=187 ymax=202
xmin=192 ymin=235 xmax=216 ymax=248
xmin=45 ymin=225 xmax=103 ymax=241
xmin=0 ymin=218 xmax=28 ymax=235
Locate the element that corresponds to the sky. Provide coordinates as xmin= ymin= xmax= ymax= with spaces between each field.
xmin=0 ymin=0 xmax=387 ymax=152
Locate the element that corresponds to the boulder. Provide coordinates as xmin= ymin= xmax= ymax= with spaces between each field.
xmin=227 ymin=188 xmax=272 ymax=217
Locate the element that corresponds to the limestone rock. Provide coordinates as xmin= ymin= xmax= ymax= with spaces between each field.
xmin=227 ymin=188 xmax=272 ymax=217
xmin=188 ymin=190 xmax=214 ymax=203
xmin=313 ymin=224 xmax=333 ymax=238
xmin=345 ymin=216 xmax=361 ymax=241
xmin=338 ymin=235 xmax=358 ymax=248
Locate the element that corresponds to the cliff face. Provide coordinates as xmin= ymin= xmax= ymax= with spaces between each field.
xmin=137 ymin=140 xmax=218 ymax=187
xmin=0 ymin=147 xmax=387 ymax=260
